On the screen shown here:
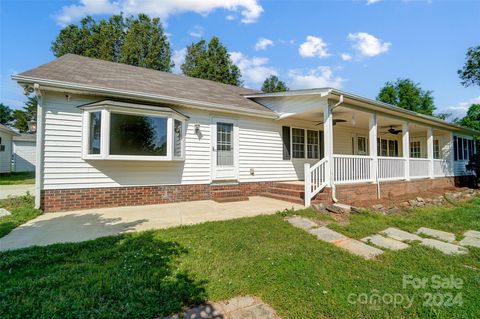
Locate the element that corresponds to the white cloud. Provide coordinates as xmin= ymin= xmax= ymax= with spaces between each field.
xmin=230 ymin=51 xmax=276 ymax=85
xmin=172 ymin=48 xmax=187 ymax=74
xmin=347 ymin=32 xmax=391 ymax=57
xmin=255 ymin=37 xmax=273 ymax=51
xmin=298 ymin=36 xmax=330 ymax=58
xmin=288 ymin=66 xmax=345 ymax=89
xmin=56 ymin=0 xmax=263 ymax=25
xmin=366 ymin=0 xmax=382 ymax=5
xmin=341 ymin=53 xmax=352 ymax=61
xmin=226 ymin=14 xmax=236 ymax=20
xmin=444 ymin=96 xmax=480 ymax=120
xmin=189 ymin=25 xmax=203 ymax=38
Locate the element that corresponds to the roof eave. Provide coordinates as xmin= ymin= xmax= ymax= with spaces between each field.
xmin=12 ymin=75 xmax=278 ymax=119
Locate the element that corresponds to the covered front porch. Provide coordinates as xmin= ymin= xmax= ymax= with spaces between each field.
xmin=267 ymin=94 xmax=464 ymax=206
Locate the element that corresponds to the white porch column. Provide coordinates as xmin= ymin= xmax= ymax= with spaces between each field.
xmin=368 ymin=113 xmax=378 ymax=183
xmin=402 ymin=121 xmax=410 ymax=180
xmin=449 ymin=132 xmax=455 ymax=176
xmin=427 ymin=127 xmax=434 ymax=178
xmin=323 ymin=103 xmax=334 ymax=186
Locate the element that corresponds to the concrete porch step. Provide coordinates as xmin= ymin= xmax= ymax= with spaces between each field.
xmin=266 ymin=186 xmax=305 ymax=199
xmin=260 ymin=192 xmax=305 ymax=205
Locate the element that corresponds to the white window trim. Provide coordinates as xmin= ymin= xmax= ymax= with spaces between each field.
xmin=82 ymin=104 xmax=187 ymax=161
xmin=290 ymin=127 xmax=321 ymax=160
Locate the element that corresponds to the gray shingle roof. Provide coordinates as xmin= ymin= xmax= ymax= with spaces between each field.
xmin=16 ymin=54 xmax=273 ymax=114
xmin=0 ymin=124 xmax=20 ymax=135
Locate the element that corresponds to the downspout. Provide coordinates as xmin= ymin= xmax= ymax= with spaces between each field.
xmin=330 ymin=95 xmax=344 ymax=203
xmin=33 ymin=83 xmax=43 ymax=209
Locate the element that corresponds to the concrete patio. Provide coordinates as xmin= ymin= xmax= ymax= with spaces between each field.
xmin=0 ymin=196 xmax=302 ymax=251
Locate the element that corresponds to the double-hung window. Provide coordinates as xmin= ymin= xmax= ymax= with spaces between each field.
xmin=410 ymin=141 xmax=421 ymax=158
xmin=433 ymin=139 xmax=441 ymax=159
xmin=307 ymin=130 xmax=319 ymax=159
xmin=292 ymin=128 xmax=305 ymax=159
xmin=82 ymin=101 xmax=187 ymax=160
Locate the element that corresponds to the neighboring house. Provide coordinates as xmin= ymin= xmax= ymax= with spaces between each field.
xmin=12 ymin=54 xmax=478 ymax=212
xmin=0 ymin=124 xmax=20 ymax=174
xmin=13 ymin=134 xmax=36 ymax=172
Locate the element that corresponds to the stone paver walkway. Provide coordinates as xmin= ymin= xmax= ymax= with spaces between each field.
xmin=286 ymin=216 xmax=478 ymax=258
xmin=287 ymin=217 xmax=383 ymax=259
xmin=163 ymin=296 xmax=280 ymax=319
xmin=361 ymin=234 xmax=410 ymax=251
xmin=416 ymin=227 xmax=456 ymax=242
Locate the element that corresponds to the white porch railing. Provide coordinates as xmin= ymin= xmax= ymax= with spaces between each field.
xmin=433 ymin=159 xmax=453 ymax=177
xmin=409 ymin=158 xmax=430 ymax=179
xmin=378 ymin=157 xmax=406 ymax=181
xmin=304 ymin=158 xmax=328 ymax=206
xmin=333 ymin=155 xmax=372 ymax=183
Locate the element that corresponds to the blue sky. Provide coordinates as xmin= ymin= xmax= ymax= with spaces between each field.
xmin=1 ymin=0 xmax=479 ymax=119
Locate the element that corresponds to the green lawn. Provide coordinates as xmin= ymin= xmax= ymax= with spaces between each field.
xmin=0 ymin=194 xmax=42 ymax=238
xmin=0 ymin=171 xmax=35 ymax=185
xmin=1 ymin=198 xmax=480 ymax=318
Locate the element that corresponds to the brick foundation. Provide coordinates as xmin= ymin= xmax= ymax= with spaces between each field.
xmin=335 ymin=176 xmax=475 ymax=205
xmin=41 ymin=182 xmax=274 ymax=212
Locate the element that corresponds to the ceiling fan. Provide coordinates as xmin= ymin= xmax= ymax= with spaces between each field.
xmin=381 ymin=125 xmax=403 ymax=135
xmin=315 ymin=119 xmax=347 ymax=126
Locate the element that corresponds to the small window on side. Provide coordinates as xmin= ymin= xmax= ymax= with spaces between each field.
xmin=89 ymin=111 xmax=101 ymax=155
xmin=174 ymin=119 xmax=183 ymax=158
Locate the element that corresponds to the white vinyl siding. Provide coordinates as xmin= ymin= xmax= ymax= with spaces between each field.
xmin=0 ymin=132 xmax=13 ymax=173
xmin=13 ymin=140 xmax=36 ymax=172
xmin=41 ymin=92 xmax=211 ymax=190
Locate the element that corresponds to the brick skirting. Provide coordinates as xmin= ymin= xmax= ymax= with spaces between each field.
xmin=335 ymin=176 xmax=475 ymax=205
xmin=41 ymin=182 xmax=275 ymax=212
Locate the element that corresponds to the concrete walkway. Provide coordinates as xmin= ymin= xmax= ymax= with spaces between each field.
xmin=0 ymin=196 xmax=302 ymax=251
xmin=0 ymin=184 xmax=35 ymax=199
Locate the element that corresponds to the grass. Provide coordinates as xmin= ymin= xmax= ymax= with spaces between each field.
xmin=1 ymin=198 xmax=480 ymax=318
xmin=0 ymin=194 xmax=42 ymax=237
xmin=0 ymin=171 xmax=35 ymax=185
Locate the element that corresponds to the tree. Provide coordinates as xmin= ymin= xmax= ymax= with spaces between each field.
xmin=119 ymin=14 xmax=173 ymax=72
xmin=261 ymin=75 xmax=289 ymax=93
xmin=455 ymin=104 xmax=480 ymax=131
xmin=0 ymin=103 xmax=13 ymax=125
xmin=181 ymin=37 xmax=242 ymax=86
xmin=377 ymin=78 xmax=436 ymax=116
xmin=458 ymin=46 xmax=480 ymax=87
xmin=13 ymin=96 xmax=37 ymax=133
xmin=52 ymin=14 xmax=173 ymax=72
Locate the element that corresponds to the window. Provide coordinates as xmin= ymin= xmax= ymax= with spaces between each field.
xmin=307 ymin=130 xmax=319 ymax=159
xmin=377 ymin=138 xmax=398 ymax=157
xmin=110 ymin=113 xmax=168 ymax=156
xmin=217 ymin=122 xmax=233 ymax=165
xmin=357 ymin=136 xmax=367 ymax=155
xmin=380 ymin=139 xmax=388 ymax=156
xmin=454 ymin=136 xmax=475 ymax=161
xmin=292 ymin=128 xmax=305 ymax=158
xmin=410 ymin=141 xmax=421 ymax=158
xmin=433 ymin=139 xmax=440 ymax=159
xmin=88 ymin=111 xmax=101 ymax=154
xmin=82 ymin=101 xmax=187 ymax=160
xmin=174 ymin=119 xmax=183 ymax=158
xmin=388 ymin=140 xmax=398 ymax=157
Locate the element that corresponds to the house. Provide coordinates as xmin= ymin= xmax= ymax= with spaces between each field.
xmin=12 ymin=54 xmax=478 ymax=212
xmin=0 ymin=124 xmax=19 ymax=174
xmin=13 ymin=134 xmax=36 ymax=172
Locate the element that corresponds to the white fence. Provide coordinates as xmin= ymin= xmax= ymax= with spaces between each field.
xmin=304 ymin=158 xmax=328 ymax=206
xmin=409 ymin=158 xmax=430 ymax=179
xmin=333 ymin=155 xmax=372 ymax=183
xmin=378 ymin=157 xmax=405 ymax=181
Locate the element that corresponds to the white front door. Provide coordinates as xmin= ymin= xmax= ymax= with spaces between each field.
xmin=212 ymin=118 xmax=238 ymax=181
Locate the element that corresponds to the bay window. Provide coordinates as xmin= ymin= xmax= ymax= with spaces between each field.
xmin=82 ymin=100 xmax=187 ymax=160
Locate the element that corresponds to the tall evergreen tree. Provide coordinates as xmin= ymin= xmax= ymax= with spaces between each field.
xmin=13 ymin=96 xmax=37 ymax=133
xmin=0 ymin=103 xmax=13 ymax=125
xmin=52 ymin=14 xmax=172 ymax=71
xmin=181 ymin=37 xmax=242 ymax=86
xmin=261 ymin=75 xmax=289 ymax=93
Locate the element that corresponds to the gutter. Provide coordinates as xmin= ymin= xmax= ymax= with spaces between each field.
xmin=12 ymin=75 xmax=278 ymax=120
xmin=33 ymin=83 xmax=43 ymax=209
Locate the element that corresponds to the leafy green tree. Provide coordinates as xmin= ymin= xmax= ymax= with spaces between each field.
xmin=13 ymin=96 xmax=37 ymax=133
xmin=458 ymin=46 xmax=480 ymax=87
xmin=261 ymin=75 xmax=289 ymax=93
xmin=181 ymin=37 xmax=242 ymax=86
xmin=119 ymin=14 xmax=173 ymax=72
xmin=455 ymin=104 xmax=480 ymax=131
xmin=0 ymin=103 xmax=13 ymax=125
xmin=377 ymin=78 xmax=436 ymax=116
xmin=52 ymin=14 xmax=172 ymax=71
